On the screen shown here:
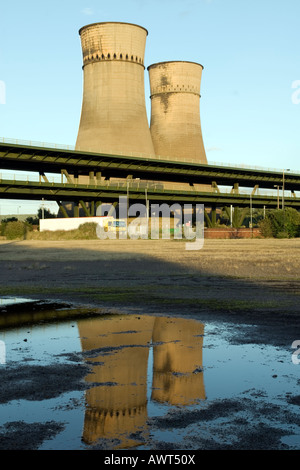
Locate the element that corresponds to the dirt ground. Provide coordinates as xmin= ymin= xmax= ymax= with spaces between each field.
xmin=0 ymin=237 xmax=299 ymax=327
xmin=0 ymin=237 xmax=299 ymax=450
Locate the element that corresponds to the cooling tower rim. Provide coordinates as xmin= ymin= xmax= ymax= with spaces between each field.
xmin=147 ymin=60 xmax=204 ymax=70
xmin=79 ymin=22 xmax=148 ymax=36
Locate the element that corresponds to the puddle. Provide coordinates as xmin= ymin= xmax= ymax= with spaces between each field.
xmin=0 ymin=304 xmax=299 ymax=450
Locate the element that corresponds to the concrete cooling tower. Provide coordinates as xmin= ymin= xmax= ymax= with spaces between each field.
xmin=147 ymin=61 xmax=207 ymax=164
xmin=76 ymin=22 xmax=155 ymax=157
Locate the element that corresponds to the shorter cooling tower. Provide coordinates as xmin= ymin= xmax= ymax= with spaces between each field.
xmin=148 ymin=61 xmax=207 ymax=164
xmin=76 ymin=22 xmax=155 ymax=157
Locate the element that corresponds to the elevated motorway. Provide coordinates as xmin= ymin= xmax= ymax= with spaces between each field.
xmin=0 ymin=177 xmax=299 ymax=210
xmin=1 ymin=140 xmax=300 ymax=220
xmin=0 ymin=141 xmax=300 ymax=192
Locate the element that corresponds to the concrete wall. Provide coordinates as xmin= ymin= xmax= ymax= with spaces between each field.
xmin=148 ymin=61 xmax=207 ymax=164
xmin=75 ymin=22 xmax=155 ymax=158
xmin=40 ymin=217 xmax=104 ymax=232
xmin=204 ymin=228 xmax=262 ymax=239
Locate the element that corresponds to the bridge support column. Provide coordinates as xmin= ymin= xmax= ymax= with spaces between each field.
xmin=231 ymin=182 xmax=239 ymax=194
xmin=96 ymin=172 xmax=102 ymax=185
xmin=61 ymin=169 xmax=74 ymax=184
xmin=211 ymin=204 xmax=217 ymax=227
xmin=108 ymin=201 xmax=118 ymax=217
xmin=74 ymin=202 xmax=80 ymax=218
xmin=211 ymin=181 xmax=220 ymax=193
xmin=89 ymin=172 xmax=95 ymax=185
xmin=79 ymin=200 xmax=91 ymax=217
xmin=204 ymin=205 xmax=217 ymax=228
xmin=90 ymin=201 xmax=95 ymax=217
xmin=56 ymin=201 xmax=69 ymax=218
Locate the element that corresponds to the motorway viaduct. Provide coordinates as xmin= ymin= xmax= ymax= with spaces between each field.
xmin=0 ymin=142 xmax=300 ymax=216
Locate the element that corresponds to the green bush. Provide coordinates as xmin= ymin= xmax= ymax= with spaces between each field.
xmin=258 ymin=218 xmax=274 ymax=238
xmin=25 ymin=216 xmax=39 ymax=225
xmin=259 ymin=208 xmax=300 ymax=238
xmin=75 ymin=223 xmax=97 ymax=239
xmin=0 ymin=222 xmax=6 ymax=236
xmin=26 ymin=222 xmax=98 ymax=240
xmin=276 ymin=231 xmax=290 ymax=239
xmin=4 ymin=221 xmax=26 ymax=240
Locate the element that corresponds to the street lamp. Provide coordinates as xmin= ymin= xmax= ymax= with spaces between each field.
xmin=282 ymin=169 xmax=290 ymax=211
xmin=250 ymin=193 xmax=253 ymax=236
xmin=282 ymin=169 xmax=291 ymax=233
xmin=126 ymin=181 xmax=129 ymax=218
xmin=274 ymin=185 xmax=280 ymax=210
xmin=41 ymin=198 xmax=45 ymax=219
xmin=145 ymin=188 xmax=149 ymax=223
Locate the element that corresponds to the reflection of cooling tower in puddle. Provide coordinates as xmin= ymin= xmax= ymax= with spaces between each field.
xmin=78 ymin=315 xmax=155 ymax=448
xmin=151 ymin=317 xmax=205 ymax=405
xmin=148 ymin=61 xmax=207 ymax=164
xmin=76 ymin=22 xmax=155 ymax=157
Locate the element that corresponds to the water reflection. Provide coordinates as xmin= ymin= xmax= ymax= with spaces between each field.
xmin=78 ymin=315 xmax=205 ymax=448
xmin=0 ymin=297 xmax=36 ymax=307
xmin=1 ymin=309 xmax=299 ymax=450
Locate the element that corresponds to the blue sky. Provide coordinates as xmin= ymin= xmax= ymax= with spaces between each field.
xmin=0 ymin=0 xmax=300 ymax=214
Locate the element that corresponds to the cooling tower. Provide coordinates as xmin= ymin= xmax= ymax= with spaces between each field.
xmin=148 ymin=61 xmax=207 ymax=164
xmin=76 ymin=22 xmax=155 ymax=157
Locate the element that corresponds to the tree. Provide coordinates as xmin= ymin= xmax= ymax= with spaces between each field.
xmin=37 ymin=208 xmax=57 ymax=219
xmin=25 ymin=216 xmax=39 ymax=225
xmin=2 ymin=217 xmax=18 ymax=223
xmin=259 ymin=208 xmax=300 ymax=238
xmin=4 ymin=221 xmax=26 ymax=240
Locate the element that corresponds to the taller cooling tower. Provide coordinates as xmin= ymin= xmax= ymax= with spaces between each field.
xmin=76 ymin=22 xmax=155 ymax=157
xmin=148 ymin=61 xmax=207 ymax=163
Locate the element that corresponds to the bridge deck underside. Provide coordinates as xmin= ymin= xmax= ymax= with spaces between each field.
xmin=0 ymin=143 xmax=300 ymax=190
xmin=0 ymin=179 xmax=298 ymax=209
xmin=0 ymin=143 xmax=299 ymax=209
